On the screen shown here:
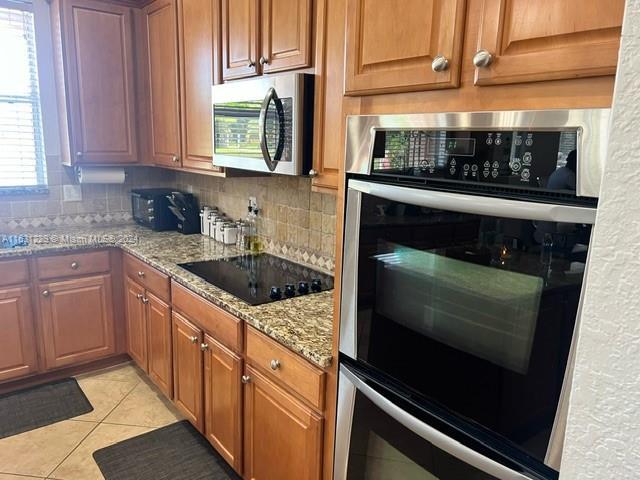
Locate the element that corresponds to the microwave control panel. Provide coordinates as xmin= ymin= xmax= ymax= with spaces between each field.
xmin=371 ymin=129 xmax=579 ymax=194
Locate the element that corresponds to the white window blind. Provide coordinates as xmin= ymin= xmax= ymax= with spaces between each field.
xmin=0 ymin=0 xmax=46 ymax=188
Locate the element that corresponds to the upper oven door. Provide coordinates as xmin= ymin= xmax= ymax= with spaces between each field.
xmin=340 ymin=179 xmax=596 ymax=465
xmin=212 ymin=74 xmax=304 ymax=175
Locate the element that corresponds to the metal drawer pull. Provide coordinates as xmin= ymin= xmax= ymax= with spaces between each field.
xmin=259 ymin=56 xmax=269 ymax=66
xmin=136 ymin=293 xmax=144 ymax=300
xmin=473 ymin=49 xmax=493 ymax=68
xmin=200 ymin=343 xmax=209 ymax=352
xmin=70 ymin=261 xmax=79 ymax=270
xmin=241 ymin=375 xmax=251 ymax=384
xmin=190 ymin=336 xmax=198 ymax=344
xmin=270 ymin=359 xmax=281 ymax=370
xmin=142 ymin=297 xmax=149 ymax=304
xmin=431 ymin=54 xmax=449 ymax=72
xmin=137 ymin=271 xmax=145 ymax=278
xmin=42 ymin=290 xmax=50 ymax=297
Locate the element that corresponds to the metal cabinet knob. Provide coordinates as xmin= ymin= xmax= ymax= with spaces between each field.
xmin=142 ymin=297 xmax=149 ymax=304
xmin=70 ymin=261 xmax=79 ymax=270
xmin=248 ymin=61 xmax=256 ymax=68
xmin=473 ymin=49 xmax=493 ymax=68
xmin=136 ymin=293 xmax=144 ymax=300
xmin=190 ymin=336 xmax=198 ymax=344
xmin=76 ymin=151 xmax=83 ymax=157
xmin=259 ymin=56 xmax=269 ymax=66
xmin=42 ymin=290 xmax=50 ymax=297
xmin=308 ymin=169 xmax=318 ymax=177
xmin=270 ymin=359 xmax=281 ymax=370
xmin=431 ymin=54 xmax=449 ymax=72
xmin=241 ymin=375 xmax=251 ymax=384
xmin=171 ymin=155 xmax=180 ymax=163
xmin=200 ymin=343 xmax=209 ymax=352
xmin=137 ymin=271 xmax=145 ymax=278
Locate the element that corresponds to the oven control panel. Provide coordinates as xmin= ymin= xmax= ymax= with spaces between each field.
xmin=371 ymin=129 xmax=579 ymax=194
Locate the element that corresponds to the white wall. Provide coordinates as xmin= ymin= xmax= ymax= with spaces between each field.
xmin=560 ymin=1 xmax=640 ymax=478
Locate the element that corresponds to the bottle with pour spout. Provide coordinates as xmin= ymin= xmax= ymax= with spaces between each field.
xmin=244 ymin=204 xmax=261 ymax=253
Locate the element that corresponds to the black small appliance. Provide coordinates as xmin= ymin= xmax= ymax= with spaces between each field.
xmin=167 ymin=192 xmax=200 ymax=234
xmin=131 ymin=188 xmax=178 ymax=231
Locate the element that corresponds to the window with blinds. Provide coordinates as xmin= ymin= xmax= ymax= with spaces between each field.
xmin=0 ymin=0 xmax=46 ymax=188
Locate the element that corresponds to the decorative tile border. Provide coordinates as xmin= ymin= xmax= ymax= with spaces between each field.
xmin=0 ymin=211 xmax=133 ymax=232
xmin=261 ymin=237 xmax=335 ymax=274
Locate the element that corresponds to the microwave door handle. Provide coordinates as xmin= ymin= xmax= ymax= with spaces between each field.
xmin=348 ymin=179 xmax=597 ymax=225
xmin=259 ymin=87 xmax=286 ymax=172
xmin=340 ymin=365 xmax=535 ymax=480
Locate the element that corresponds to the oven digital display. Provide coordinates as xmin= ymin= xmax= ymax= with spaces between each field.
xmin=439 ymin=137 xmax=476 ymax=156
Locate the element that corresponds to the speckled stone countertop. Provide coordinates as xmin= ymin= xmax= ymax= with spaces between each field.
xmin=0 ymin=225 xmax=334 ymax=368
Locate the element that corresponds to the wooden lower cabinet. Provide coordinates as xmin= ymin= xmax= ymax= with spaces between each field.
xmin=204 ymin=334 xmax=242 ymax=473
xmin=172 ymin=311 xmax=204 ymax=430
xmin=243 ymin=365 xmax=323 ymax=480
xmin=39 ymin=274 xmax=116 ymax=370
xmin=146 ymin=291 xmax=173 ymax=397
xmin=125 ymin=277 xmax=147 ymax=370
xmin=0 ymin=286 xmax=38 ymax=382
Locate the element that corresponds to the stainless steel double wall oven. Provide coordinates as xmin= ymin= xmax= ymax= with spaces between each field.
xmin=335 ymin=109 xmax=610 ymax=480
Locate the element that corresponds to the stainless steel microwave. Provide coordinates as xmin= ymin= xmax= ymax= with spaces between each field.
xmin=211 ymin=73 xmax=314 ymax=176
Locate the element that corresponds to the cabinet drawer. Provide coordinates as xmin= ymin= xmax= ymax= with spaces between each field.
xmin=123 ymin=253 xmax=170 ymax=301
xmin=0 ymin=258 xmax=29 ymax=287
xmin=172 ymin=281 xmax=242 ymax=352
xmin=36 ymin=250 xmax=110 ymax=280
xmin=246 ymin=326 xmax=325 ymax=410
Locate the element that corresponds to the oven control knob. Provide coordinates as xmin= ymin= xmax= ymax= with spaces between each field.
xmin=298 ymin=282 xmax=310 ymax=294
xmin=284 ymin=284 xmax=296 ymax=297
xmin=311 ymin=279 xmax=322 ymax=292
xmin=269 ymin=286 xmax=282 ymax=300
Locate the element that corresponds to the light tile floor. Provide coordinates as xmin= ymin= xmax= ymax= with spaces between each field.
xmin=0 ymin=362 xmax=184 ymax=480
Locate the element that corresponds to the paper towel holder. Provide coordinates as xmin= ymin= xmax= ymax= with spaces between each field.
xmin=74 ymin=166 xmax=128 ymax=184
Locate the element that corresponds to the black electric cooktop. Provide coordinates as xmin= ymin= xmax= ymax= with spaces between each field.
xmin=179 ymin=253 xmax=334 ymax=306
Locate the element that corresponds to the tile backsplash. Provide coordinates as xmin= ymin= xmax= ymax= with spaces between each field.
xmin=175 ymin=172 xmax=337 ymax=269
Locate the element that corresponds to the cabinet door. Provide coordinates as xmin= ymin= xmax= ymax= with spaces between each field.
xmin=177 ymin=0 xmax=223 ymax=172
xmin=172 ymin=312 xmax=204 ymax=430
xmin=0 ymin=286 xmax=38 ymax=382
xmin=125 ymin=277 xmax=147 ymax=371
xmin=61 ymin=0 xmax=138 ymax=164
xmin=39 ymin=275 xmax=116 ymax=370
xmin=344 ymin=0 xmax=466 ymax=95
xmin=260 ymin=0 xmax=312 ymax=73
xmin=144 ymin=0 xmax=182 ymax=167
xmin=474 ymin=0 xmax=624 ymax=85
xmin=204 ymin=335 xmax=242 ymax=473
xmin=221 ymin=0 xmax=259 ymax=80
xmin=146 ymin=291 xmax=173 ymax=398
xmin=244 ymin=366 xmax=322 ymax=480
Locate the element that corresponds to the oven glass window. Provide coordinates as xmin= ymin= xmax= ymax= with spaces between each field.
xmin=347 ymin=390 xmax=497 ymax=480
xmin=213 ymin=98 xmax=293 ymax=162
xmin=353 ymin=190 xmax=590 ymax=462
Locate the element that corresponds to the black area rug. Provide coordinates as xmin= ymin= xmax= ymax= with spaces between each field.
xmin=93 ymin=420 xmax=242 ymax=480
xmin=0 ymin=377 xmax=93 ymax=439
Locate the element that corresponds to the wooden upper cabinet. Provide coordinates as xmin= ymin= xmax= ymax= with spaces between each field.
xmin=204 ymin=335 xmax=242 ymax=473
xmin=125 ymin=277 xmax=147 ymax=371
xmin=474 ymin=0 xmax=625 ymax=85
xmin=146 ymin=291 xmax=173 ymax=398
xmin=244 ymin=366 xmax=323 ymax=480
xmin=172 ymin=312 xmax=204 ymax=431
xmin=144 ymin=0 xmax=182 ymax=167
xmin=260 ymin=0 xmax=312 ymax=73
xmin=221 ymin=0 xmax=259 ymax=80
xmin=0 ymin=286 xmax=38 ymax=383
xmin=57 ymin=0 xmax=138 ymax=164
xmin=344 ymin=0 xmax=467 ymax=95
xmin=177 ymin=0 xmax=223 ymax=172
xmin=39 ymin=274 xmax=116 ymax=370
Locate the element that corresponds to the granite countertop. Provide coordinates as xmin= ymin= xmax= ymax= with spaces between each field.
xmin=0 ymin=225 xmax=334 ymax=368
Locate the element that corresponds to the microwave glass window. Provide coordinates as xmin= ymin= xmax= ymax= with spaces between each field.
xmin=352 ymin=190 xmax=589 ymax=463
xmin=213 ymin=98 xmax=293 ymax=162
xmin=347 ymin=390 xmax=497 ymax=480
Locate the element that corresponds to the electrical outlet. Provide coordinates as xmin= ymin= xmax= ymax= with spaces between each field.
xmin=186 ymin=184 xmax=194 ymax=193
xmin=63 ymin=184 xmax=82 ymax=202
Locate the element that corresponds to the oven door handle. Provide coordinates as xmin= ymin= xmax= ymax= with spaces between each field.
xmin=340 ymin=364 xmax=536 ymax=480
xmin=348 ymin=179 xmax=596 ymax=224
xmin=259 ymin=87 xmax=286 ymax=172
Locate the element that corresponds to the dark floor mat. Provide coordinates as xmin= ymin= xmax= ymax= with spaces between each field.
xmin=93 ymin=420 xmax=242 ymax=480
xmin=0 ymin=377 xmax=93 ymax=439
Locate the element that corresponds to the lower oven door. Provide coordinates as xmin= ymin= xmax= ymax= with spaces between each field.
xmin=335 ymin=363 xmax=545 ymax=480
